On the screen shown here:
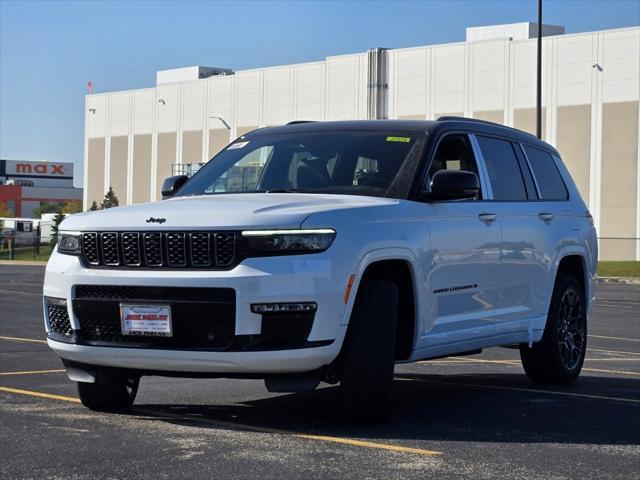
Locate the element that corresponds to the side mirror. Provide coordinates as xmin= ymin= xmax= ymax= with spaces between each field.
xmin=421 ymin=170 xmax=479 ymax=201
xmin=161 ymin=175 xmax=188 ymax=199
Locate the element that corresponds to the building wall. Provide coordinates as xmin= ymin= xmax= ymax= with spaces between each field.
xmin=132 ymin=134 xmax=152 ymax=204
xmin=84 ymin=26 xmax=640 ymax=259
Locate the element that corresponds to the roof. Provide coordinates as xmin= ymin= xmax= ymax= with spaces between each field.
xmin=244 ymin=118 xmax=557 ymax=153
xmin=247 ymin=120 xmax=438 ymax=136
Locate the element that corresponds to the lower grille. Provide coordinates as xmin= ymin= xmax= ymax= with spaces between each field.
xmin=46 ymin=299 xmax=73 ymax=336
xmin=74 ymin=285 xmax=235 ymax=303
xmin=73 ymin=285 xmax=236 ymax=350
xmin=63 ymin=285 xmax=324 ymax=352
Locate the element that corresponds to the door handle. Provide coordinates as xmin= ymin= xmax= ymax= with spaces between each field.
xmin=478 ymin=213 xmax=497 ymax=224
xmin=538 ymin=212 xmax=554 ymax=223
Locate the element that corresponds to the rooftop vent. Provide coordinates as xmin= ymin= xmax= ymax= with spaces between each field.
xmin=156 ymin=66 xmax=234 ymax=85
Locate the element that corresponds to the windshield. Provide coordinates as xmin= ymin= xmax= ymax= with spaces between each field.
xmin=175 ymin=131 xmax=420 ymax=198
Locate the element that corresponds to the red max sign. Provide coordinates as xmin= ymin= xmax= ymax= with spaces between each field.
xmin=7 ymin=161 xmax=71 ymax=177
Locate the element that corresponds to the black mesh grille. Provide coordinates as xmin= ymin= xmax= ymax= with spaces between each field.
xmin=69 ymin=286 xmax=323 ymax=351
xmin=79 ymin=231 xmax=237 ymax=269
xmin=215 ymin=233 xmax=235 ymax=266
xmin=189 ymin=233 xmax=211 ymax=266
xmin=166 ymin=232 xmax=187 ymax=267
xmin=47 ymin=302 xmax=73 ymax=336
xmin=81 ymin=233 xmax=100 ymax=265
xmin=121 ymin=232 xmax=141 ymax=266
xmin=72 ymin=285 xmax=236 ymax=350
xmin=101 ymin=232 xmax=120 ymax=265
xmin=143 ymin=233 xmax=163 ymax=266
xmin=75 ymin=285 xmax=235 ymax=303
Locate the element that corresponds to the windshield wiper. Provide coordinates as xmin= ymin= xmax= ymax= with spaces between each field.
xmin=263 ymin=188 xmax=304 ymax=193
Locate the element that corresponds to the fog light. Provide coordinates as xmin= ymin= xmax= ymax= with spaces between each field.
xmin=251 ymin=302 xmax=317 ymax=314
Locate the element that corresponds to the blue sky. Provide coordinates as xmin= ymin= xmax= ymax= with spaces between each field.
xmin=1 ymin=0 xmax=639 ymax=186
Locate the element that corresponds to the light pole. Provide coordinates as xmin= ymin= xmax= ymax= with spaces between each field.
xmin=536 ymin=0 xmax=542 ymax=140
xmin=209 ymin=116 xmax=231 ymax=130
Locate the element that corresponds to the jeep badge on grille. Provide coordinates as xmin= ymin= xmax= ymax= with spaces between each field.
xmin=146 ymin=217 xmax=166 ymax=224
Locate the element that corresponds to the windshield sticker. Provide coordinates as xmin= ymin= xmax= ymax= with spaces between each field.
xmin=386 ymin=136 xmax=411 ymax=143
xmin=228 ymin=141 xmax=249 ymax=150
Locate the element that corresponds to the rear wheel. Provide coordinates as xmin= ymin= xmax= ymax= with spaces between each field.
xmin=340 ymin=278 xmax=398 ymax=423
xmin=77 ymin=377 xmax=139 ymax=412
xmin=520 ymin=274 xmax=587 ymax=385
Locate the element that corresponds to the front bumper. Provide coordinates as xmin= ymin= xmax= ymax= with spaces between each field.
xmin=47 ymin=336 xmax=344 ymax=374
xmin=44 ymin=250 xmax=350 ymax=374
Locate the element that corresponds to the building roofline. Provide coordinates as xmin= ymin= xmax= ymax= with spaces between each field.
xmin=85 ymin=25 xmax=640 ymax=97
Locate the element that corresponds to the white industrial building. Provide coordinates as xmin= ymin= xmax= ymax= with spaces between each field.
xmin=84 ymin=22 xmax=640 ymax=260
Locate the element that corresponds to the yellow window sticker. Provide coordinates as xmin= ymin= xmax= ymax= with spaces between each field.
xmin=386 ymin=136 xmax=411 ymax=143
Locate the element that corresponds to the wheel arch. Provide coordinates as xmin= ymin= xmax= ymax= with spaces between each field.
xmin=344 ymin=249 xmax=421 ymax=361
xmin=553 ymin=249 xmax=590 ymax=301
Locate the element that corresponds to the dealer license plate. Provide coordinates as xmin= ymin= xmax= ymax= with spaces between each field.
xmin=120 ymin=304 xmax=172 ymax=337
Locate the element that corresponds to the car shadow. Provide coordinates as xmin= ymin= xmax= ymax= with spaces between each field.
xmin=130 ymin=373 xmax=640 ymax=446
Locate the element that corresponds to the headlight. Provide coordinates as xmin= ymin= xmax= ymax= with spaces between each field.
xmin=57 ymin=232 xmax=82 ymax=255
xmin=241 ymin=229 xmax=336 ymax=255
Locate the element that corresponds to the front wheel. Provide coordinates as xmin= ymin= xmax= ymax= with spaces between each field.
xmin=340 ymin=278 xmax=398 ymax=423
xmin=520 ymin=274 xmax=587 ymax=385
xmin=77 ymin=377 xmax=139 ymax=412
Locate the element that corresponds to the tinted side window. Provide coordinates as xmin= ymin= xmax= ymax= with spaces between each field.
xmin=476 ymin=136 xmax=527 ymax=201
xmin=524 ymin=146 xmax=569 ymax=200
xmin=428 ymin=134 xmax=481 ymax=200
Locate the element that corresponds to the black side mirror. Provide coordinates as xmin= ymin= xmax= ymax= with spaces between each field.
xmin=421 ymin=170 xmax=479 ymax=201
xmin=161 ymin=175 xmax=188 ymax=199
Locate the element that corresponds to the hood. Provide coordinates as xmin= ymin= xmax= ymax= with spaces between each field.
xmin=60 ymin=193 xmax=398 ymax=231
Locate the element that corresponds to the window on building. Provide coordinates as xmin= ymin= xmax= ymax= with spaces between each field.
xmin=477 ymin=136 xmax=527 ymax=201
xmin=523 ymin=146 xmax=569 ymax=200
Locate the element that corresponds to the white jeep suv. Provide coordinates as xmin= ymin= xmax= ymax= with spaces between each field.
xmin=44 ymin=118 xmax=597 ymax=421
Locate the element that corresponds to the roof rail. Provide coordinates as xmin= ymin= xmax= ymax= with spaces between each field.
xmin=436 ymin=116 xmax=538 ymax=139
xmin=286 ymin=120 xmax=318 ymax=125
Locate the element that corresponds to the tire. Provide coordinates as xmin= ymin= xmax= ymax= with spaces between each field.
xmin=520 ymin=274 xmax=587 ymax=385
xmin=340 ymin=278 xmax=398 ymax=423
xmin=77 ymin=377 xmax=140 ymax=412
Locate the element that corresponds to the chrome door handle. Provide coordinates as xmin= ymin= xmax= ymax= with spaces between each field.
xmin=479 ymin=213 xmax=497 ymax=224
xmin=538 ymin=212 xmax=554 ymax=223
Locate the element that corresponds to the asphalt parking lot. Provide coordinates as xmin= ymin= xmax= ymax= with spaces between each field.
xmin=0 ymin=264 xmax=638 ymax=479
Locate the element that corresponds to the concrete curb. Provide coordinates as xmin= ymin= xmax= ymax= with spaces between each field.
xmin=596 ymin=276 xmax=640 ymax=285
xmin=0 ymin=260 xmax=48 ymax=266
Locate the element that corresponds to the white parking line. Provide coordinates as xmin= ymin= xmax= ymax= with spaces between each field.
xmin=590 ymin=334 xmax=640 ymax=343
xmin=0 ymin=289 xmax=41 ymax=297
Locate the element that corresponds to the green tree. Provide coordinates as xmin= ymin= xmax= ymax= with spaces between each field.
xmin=62 ymin=200 xmax=82 ymax=214
xmin=50 ymin=211 xmax=66 ymax=245
xmin=88 ymin=201 xmax=100 ymax=211
xmin=0 ymin=202 xmax=12 ymax=218
xmin=100 ymin=187 xmax=119 ymax=209
xmin=33 ymin=201 xmax=64 ymax=218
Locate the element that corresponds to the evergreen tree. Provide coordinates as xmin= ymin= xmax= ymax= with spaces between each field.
xmin=100 ymin=187 xmax=120 ymax=209
xmin=51 ymin=211 xmax=66 ymax=245
xmin=88 ymin=200 xmax=100 ymax=211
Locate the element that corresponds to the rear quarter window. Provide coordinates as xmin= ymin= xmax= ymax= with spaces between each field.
xmin=523 ymin=146 xmax=569 ymax=200
xmin=476 ymin=136 xmax=527 ymax=201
